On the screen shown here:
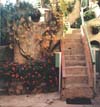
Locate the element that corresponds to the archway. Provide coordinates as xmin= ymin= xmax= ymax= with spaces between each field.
xmin=90 ymin=40 xmax=100 ymax=74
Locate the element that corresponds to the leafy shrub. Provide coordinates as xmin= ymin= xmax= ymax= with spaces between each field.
xmin=71 ymin=17 xmax=82 ymax=28
xmin=67 ymin=1 xmax=75 ymax=13
xmin=0 ymin=2 xmax=41 ymax=45
xmin=84 ymin=11 xmax=95 ymax=21
xmin=91 ymin=25 xmax=100 ymax=35
xmin=0 ymin=55 xmax=59 ymax=93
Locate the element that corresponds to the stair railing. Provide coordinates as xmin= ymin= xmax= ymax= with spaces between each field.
xmin=81 ymin=25 xmax=94 ymax=89
xmin=81 ymin=25 xmax=94 ymax=88
xmin=80 ymin=7 xmax=94 ymax=88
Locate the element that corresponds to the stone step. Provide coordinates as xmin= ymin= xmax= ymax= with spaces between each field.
xmin=63 ymin=66 xmax=87 ymax=77
xmin=61 ymin=86 xmax=93 ymax=99
xmin=63 ymin=48 xmax=84 ymax=55
xmin=62 ymin=38 xmax=81 ymax=43
xmin=62 ymin=44 xmax=84 ymax=52
xmin=64 ymin=33 xmax=81 ymax=39
xmin=65 ymin=60 xmax=86 ymax=66
xmin=64 ymin=55 xmax=85 ymax=60
xmin=72 ymin=29 xmax=80 ymax=33
xmin=64 ymin=83 xmax=90 ymax=88
xmin=63 ymin=42 xmax=83 ymax=48
xmin=62 ymin=75 xmax=88 ymax=88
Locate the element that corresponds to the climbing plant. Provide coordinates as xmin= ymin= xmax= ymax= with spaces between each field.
xmin=49 ymin=0 xmax=76 ymax=34
xmin=0 ymin=2 xmax=41 ymax=46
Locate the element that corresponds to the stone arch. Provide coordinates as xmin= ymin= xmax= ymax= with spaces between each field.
xmin=90 ymin=40 xmax=100 ymax=48
xmin=90 ymin=40 xmax=100 ymax=73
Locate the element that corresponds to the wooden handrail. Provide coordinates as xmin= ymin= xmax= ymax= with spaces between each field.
xmin=81 ymin=26 xmax=94 ymax=87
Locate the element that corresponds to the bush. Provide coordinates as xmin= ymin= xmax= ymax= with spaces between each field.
xmin=0 ymin=2 xmax=41 ymax=45
xmin=71 ymin=17 xmax=82 ymax=28
xmin=0 ymin=55 xmax=59 ymax=93
xmin=84 ymin=11 xmax=95 ymax=21
xmin=91 ymin=25 xmax=100 ymax=35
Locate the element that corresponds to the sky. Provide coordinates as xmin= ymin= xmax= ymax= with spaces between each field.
xmin=0 ymin=0 xmax=39 ymax=6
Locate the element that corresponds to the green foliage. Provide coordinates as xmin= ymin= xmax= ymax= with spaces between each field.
xmin=0 ymin=4 xmax=14 ymax=45
xmin=91 ymin=25 xmax=100 ymax=34
xmin=71 ymin=17 xmax=82 ymax=28
xmin=0 ymin=2 xmax=41 ymax=45
xmin=44 ymin=0 xmax=50 ymax=5
xmin=67 ymin=0 xmax=76 ymax=13
xmin=84 ymin=11 xmax=95 ymax=21
xmin=59 ymin=0 xmax=76 ymax=16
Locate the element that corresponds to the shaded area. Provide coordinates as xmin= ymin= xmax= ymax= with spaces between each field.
xmin=66 ymin=98 xmax=92 ymax=105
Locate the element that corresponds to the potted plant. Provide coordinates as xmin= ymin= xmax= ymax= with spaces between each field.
xmin=91 ymin=25 xmax=100 ymax=35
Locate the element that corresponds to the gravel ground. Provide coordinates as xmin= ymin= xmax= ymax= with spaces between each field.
xmin=0 ymin=92 xmax=62 ymax=107
xmin=0 ymin=75 xmax=100 ymax=107
xmin=0 ymin=89 xmax=100 ymax=107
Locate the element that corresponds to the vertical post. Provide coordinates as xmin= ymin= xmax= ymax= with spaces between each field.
xmin=55 ymin=52 xmax=61 ymax=93
xmin=80 ymin=7 xmax=84 ymax=25
xmin=59 ymin=52 xmax=61 ymax=93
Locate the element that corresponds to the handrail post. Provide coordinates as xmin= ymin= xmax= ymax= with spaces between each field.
xmin=80 ymin=7 xmax=85 ymax=26
xmin=55 ymin=52 xmax=62 ymax=93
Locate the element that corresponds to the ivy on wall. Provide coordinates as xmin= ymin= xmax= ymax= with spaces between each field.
xmin=0 ymin=55 xmax=59 ymax=94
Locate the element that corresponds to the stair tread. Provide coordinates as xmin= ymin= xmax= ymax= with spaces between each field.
xmin=64 ymin=55 xmax=85 ymax=60
xmin=65 ymin=60 xmax=86 ymax=66
xmin=64 ymin=66 xmax=87 ymax=68
xmin=64 ymin=55 xmax=85 ymax=56
xmin=62 ymin=39 xmax=81 ymax=41
xmin=63 ymin=42 xmax=83 ymax=45
xmin=63 ymin=74 xmax=87 ymax=77
xmin=64 ymin=34 xmax=81 ymax=37
xmin=65 ymin=84 xmax=89 ymax=88
xmin=65 ymin=60 xmax=86 ymax=62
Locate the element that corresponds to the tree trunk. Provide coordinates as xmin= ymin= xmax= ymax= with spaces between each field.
xmin=14 ymin=23 xmax=43 ymax=64
xmin=14 ymin=44 xmax=26 ymax=64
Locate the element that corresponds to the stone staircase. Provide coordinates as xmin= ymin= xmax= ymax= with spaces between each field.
xmin=61 ymin=29 xmax=94 ymax=99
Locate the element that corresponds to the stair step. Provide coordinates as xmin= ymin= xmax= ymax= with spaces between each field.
xmin=72 ymin=29 xmax=80 ymax=33
xmin=62 ymin=47 xmax=84 ymax=56
xmin=62 ymin=39 xmax=81 ymax=43
xmin=64 ymin=34 xmax=81 ymax=39
xmin=64 ymin=55 xmax=85 ymax=60
xmin=63 ymin=49 xmax=84 ymax=55
xmin=63 ymin=45 xmax=84 ymax=52
xmin=63 ymin=74 xmax=87 ymax=77
xmin=65 ymin=60 xmax=86 ymax=66
xmin=63 ymin=66 xmax=87 ymax=77
xmin=61 ymin=87 xmax=93 ymax=99
xmin=62 ymin=76 xmax=88 ymax=87
xmin=63 ymin=42 xmax=83 ymax=47
xmin=64 ymin=83 xmax=89 ymax=88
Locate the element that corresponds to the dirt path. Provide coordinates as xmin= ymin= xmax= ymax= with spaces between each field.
xmin=0 ymin=92 xmax=60 ymax=107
